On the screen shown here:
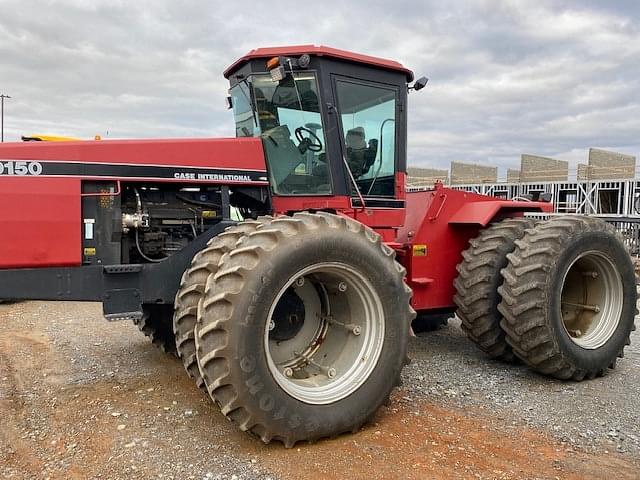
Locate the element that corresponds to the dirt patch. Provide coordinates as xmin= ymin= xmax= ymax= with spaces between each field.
xmin=251 ymin=395 xmax=639 ymax=480
xmin=1 ymin=301 xmax=639 ymax=479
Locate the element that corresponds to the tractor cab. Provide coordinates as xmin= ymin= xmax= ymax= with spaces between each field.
xmin=224 ymin=46 xmax=418 ymax=225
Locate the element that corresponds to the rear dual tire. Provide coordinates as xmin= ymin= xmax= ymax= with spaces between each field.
xmin=455 ymin=215 xmax=635 ymax=380
xmin=454 ymin=218 xmax=535 ymax=361
xmin=498 ymin=216 xmax=636 ymax=380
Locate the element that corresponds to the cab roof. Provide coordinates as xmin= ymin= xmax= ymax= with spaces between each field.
xmin=224 ymin=45 xmax=414 ymax=81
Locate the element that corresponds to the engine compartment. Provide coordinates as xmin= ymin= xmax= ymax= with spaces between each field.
xmin=81 ymin=181 xmax=268 ymax=266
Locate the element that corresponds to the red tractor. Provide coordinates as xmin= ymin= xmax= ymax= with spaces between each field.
xmin=0 ymin=45 xmax=636 ymax=446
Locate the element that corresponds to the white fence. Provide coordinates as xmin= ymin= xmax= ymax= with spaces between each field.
xmin=408 ymin=178 xmax=640 ymax=216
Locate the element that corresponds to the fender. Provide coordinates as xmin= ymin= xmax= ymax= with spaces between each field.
xmin=448 ymin=198 xmax=553 ymax=226
xmin=400 ymin=184 xmax=553 ymax=312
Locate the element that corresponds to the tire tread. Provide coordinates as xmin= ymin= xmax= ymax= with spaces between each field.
xmin=498 ymin=215 xmax=636 ymax=380
xmin=196 ymin=212 xmax=415 ymax=447
xmin=454 ymin=217 xmax=535 ymax=361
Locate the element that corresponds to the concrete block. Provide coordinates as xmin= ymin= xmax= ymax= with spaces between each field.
xmin=450 ymin=161 xmax=497 ymax=184
xmin=588 ymin=148 xmax=636 ymax=179
xmin=407 ymin=166 xmax=449 ymax=184
xmin=520 ymin=154 xmax=568 ymax=182
xmin=506 ymin=169 xmax=521 ymax=183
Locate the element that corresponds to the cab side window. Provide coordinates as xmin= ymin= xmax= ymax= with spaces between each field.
xmin=335 ymin=81 xmax=397 ymax=197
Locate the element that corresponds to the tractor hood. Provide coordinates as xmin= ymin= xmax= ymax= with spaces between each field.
xmin=0 ymin=137 xmax=268 ymax=185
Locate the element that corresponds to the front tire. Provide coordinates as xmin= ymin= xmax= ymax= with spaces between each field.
xmin=173 ymin=218 xmax=271 ymax=390
xmin=195 ymin=212 xmax=414 ymax=446
xmin=134 ymin=304 xmax=177 ymax=355
xmin=498 ymin=216 xmax=637 ymax=380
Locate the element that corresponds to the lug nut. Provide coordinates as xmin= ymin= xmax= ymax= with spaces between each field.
xmin=338 ymin=282 xmax=347 ymax=292
xmin=295 ymin=277 xmax=305 ymax=287
xmin=284 ymin=368 xmax=293 ymax=377
xmin=268 ymin=320 xmax=275 ymax=331
xmin=327 ymin=368 xmax=337 ymax=378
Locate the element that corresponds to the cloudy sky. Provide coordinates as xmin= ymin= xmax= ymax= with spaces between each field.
xmin=1 ymin=0 xmax=638 ymax=177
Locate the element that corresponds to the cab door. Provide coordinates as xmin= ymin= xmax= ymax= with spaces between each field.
xmin=331 ymin=76 xmax=405 ymax=235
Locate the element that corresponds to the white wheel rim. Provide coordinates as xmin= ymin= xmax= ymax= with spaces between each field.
xmin=264 ymin=262 xmax=385 ymax=404
xmin=559 ymin=250 xmax=623 ymax=349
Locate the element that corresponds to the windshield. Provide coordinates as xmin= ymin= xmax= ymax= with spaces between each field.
xmin=230 ymin=73 xmax=331 ymax=195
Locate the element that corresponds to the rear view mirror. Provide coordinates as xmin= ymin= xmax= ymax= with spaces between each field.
xmin=412 ymin=76 xmax=429 ymax=92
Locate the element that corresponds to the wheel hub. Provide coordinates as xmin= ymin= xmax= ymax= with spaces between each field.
xmin=270 ymin=289 xmax=306 ymax=341
xmin=264 ymin=262 xmax=385 ymax=405
xmin=560 ymin=250 xmax=623 ymax=349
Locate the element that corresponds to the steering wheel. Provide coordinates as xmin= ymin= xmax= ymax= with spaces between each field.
xmin=294 ymin=126 xmax=323 ymax=153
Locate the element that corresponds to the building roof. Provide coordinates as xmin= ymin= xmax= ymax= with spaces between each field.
xmin=224 ymin=44 xmax=414 ymax=81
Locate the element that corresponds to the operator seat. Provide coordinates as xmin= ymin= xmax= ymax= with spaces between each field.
xmin=261 ymin=125 xmax=306 ymax=193
xmin=345 ymin=127 xmax=378 ymax=178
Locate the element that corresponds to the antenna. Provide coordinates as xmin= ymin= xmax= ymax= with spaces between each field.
xmin=0 ymin=93 xmax=11 ymax=142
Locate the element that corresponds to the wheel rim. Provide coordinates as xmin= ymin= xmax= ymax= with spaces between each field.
xmin=264 ymin=262 xmax=385 ymax=405
xmin=559 ymin=250 xmax=623 ymax=349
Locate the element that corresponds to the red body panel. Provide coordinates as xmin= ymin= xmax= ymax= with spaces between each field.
xmin=0 ymin=137 xmax=268 ymax=269
xmin=0 ymin=177 xmax=81 ymax=267
xmin=398 ymin=184 xmax=552 ymax=311
xmin=272 ymin=172 xmax=410 ymax=240
xmin=272 ymin=195 xmax=352 ymax=214
xmin=272 ymin=195 xmax=405 ymax=243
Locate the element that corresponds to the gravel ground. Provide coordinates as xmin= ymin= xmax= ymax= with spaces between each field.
xmin=1 ymin=300 xmax=639 ymax=479
xmin=407 ymin=315 xmax=640 ymax=456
